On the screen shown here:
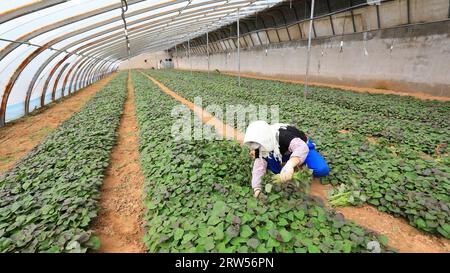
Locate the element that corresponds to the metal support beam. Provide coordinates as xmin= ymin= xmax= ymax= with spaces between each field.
xmin=326 ymin=0 xmax=335 ymax=35
xmin=304 ymin=0 xmax=315 ymax=99
xmin=40 ymin=54 xmax=72 ymax=106
xmin=91 ymin=60 xmax=108 ymax=84
xmin=175 ymin=45 xmax=179 ymax=69
xmin=349 ymin=0 xmax=356 ymax=32
xmin=0 ymin=0 xmax=67 ymax=25
xmin=376 ymin=3 xmax=381 ymax=29
xmin=86 ymin=60 xmax=102 ymax=86
xmin=52 ymin=63 xmax=70 ymax=101
xmin=207 ymin=32 xmax=210 ymax=77
xmin=188 ymin=39 xmax=192 ymax=74
xmin=237 ymin=8 xmax=241 ymax=87
xmin=79 ymin=59 xmax=98 ymax=89
xmin=305 ymin=0 xmax=317 ymax=38
xmin=61 ymin=56 xmax=85 ymax=96
xmin=69 ymin=58 xmax=90 ymax=95
xmin=406 ymin=0 xmax=411 ymax=24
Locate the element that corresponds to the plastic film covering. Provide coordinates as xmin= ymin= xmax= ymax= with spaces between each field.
xmin=0 ymin=0 xmax=282 ymax=125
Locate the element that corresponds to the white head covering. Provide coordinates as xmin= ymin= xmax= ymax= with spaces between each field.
xmin=243 ymin=121 xmax=290 ymax=161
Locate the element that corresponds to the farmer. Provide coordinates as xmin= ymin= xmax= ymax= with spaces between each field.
xmin=243 ymin=121 xmax=330 ymax=198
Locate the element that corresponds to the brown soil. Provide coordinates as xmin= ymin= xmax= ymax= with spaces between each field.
xmin=367 ymin=136 xmax=378 ymax=144
xmin=0 ymin=75 xmax=116 ymax=175
xmin=91 ymin=71 xmax=146 ymax=253
xmin=142 ymin=72 xmax=450 ymax=253
xmin=310 ymin=179 xmax=450 ymax=253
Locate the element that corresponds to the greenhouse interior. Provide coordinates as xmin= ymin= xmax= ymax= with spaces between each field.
xmin=0 ymin=0 xmax=449 ymax=256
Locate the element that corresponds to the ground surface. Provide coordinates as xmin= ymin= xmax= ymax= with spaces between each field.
xmin=1 ymin=70 xmax=448 ymax=253
xmin=310 ymin=181 xmax=450 ymax=253
xmin=91 ymin=72 xmax=146 ymax=253
xmin=143 ymin=72 xmax=450 ymax=253
xmin=0 ymin=75 xmax=115 ymax=174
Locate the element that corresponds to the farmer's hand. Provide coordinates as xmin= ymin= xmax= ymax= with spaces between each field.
xmin=253 ymin=187 xmax=262 ymax=198
xmin=280 ymin=159 xmax=299 ymax=183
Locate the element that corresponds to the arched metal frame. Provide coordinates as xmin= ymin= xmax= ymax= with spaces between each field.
xmin=172 ymin=0 xmax=402 ymax=55
xmin=0 ymin=0 xmax=282 ymax=126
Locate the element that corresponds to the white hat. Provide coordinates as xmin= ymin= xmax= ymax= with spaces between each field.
xmin=243 ymin=121 xmax=289 ymax=161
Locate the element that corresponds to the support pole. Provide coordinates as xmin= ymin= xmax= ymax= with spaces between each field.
xmin=237 ymin=8 xmax=241 ymax=87
xmin=175 ymin=45 xmax=179 ymax=69
xmin=304 ymin=0 xmax=315 ymax=99
xmin=207 ymin=32 xmax=210 ymax=78
xmin=406 ymin=0 xmax=411 ymax=24
xmin=188 ymin=39 xmax=192 ymax=74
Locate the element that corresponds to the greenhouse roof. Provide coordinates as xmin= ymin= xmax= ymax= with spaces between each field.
xmin=0 ymin=0 xmax=283 ymax=62
xmin=0 ymin=0 xmax=283 ymax=125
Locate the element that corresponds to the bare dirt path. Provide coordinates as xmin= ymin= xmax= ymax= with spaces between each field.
xmin=310 ymin=181 xmax=450 ymax=253
xmin=0 ymin=74 xmax=116 ymax=175
xmin=139 ymin=71 xmax=244 ymax=143
xmin=141 ymin=70 xmax=450 ymax=253
xmin=92 ymin=71 xmax=146 ymax=253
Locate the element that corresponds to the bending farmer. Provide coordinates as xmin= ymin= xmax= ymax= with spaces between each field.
xmin=243 ymin=121 xmax=330 ymax=198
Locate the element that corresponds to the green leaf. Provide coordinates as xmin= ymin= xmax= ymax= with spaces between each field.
xmin=279 ymin=229 xmax=292 ymax=243
xmin=174 ymin=228 xmax=184 ymax=241
xmin=46 ymin=246 xmax=61 ymax=253
xmin=343 ymin=240 xmax=352 ymax=253
xmin=226 ymin=226 xmax=239 ymax=239
xmin=415 ymin=218 xmax=426 ymax=229
xmin=247 ymin=238 xmax=260 ymax=249
xmin=307 ymin=244 xmax=320 ymax=253
xmin=66 ymin=241 xmax=81 ymax=252
xmin=266 ymin=237 xmax=280 ymax=249
xmin=204 ymin=237 xmax=215 ymax=251
xmin=278 ymin=218 xmax=289 ymax=227
xmin=295 ymin=247 xmax=307 ymax=253
xmin=378 ymin=235 xmax=389 ymax=246
xmin=257 ymin=227 xmax=269 ymax=240
xmin=207 ymin=215 xmax=221 ymax=226
xmin=214 ymin=224 xmax=224 ymax=240
xmin=230 ymin=237 xmax=246 ymax=246
xmin=86 ymin=236 xmax=101 ymax=250
xmin=199 ymin=226 xmax=210 ymax=238
xmin=212 ymin=200 xmax=226 ymax=215
xmin=238 ymin=245 xmax=249 ymax=253
xmin=240 ymin=225 xmax=253 ymax=238
xmin=256 ymin=244 xmax=269 ymax=253
xmin=181 ymin=233 xmax=196 ymax=245
xmin=294 ymin=210 xmax=305 ymax=220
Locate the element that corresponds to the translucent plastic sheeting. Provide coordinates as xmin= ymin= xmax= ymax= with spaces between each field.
xmin=0 ymin=0 xmax=282 ymax=125
xmin=0 ymin=1 xmax=111 ymax=41
xmin=4 ymin=49 xmax=71 ymax=122
xmin=0 ymin=0 xmax=37 ymax=15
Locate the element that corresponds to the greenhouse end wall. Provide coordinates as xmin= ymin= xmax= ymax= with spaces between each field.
xmin=174 ymin=21 xmax=450 ymax=98
xmin=119 ymin=51 xmax=169 ymax=70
